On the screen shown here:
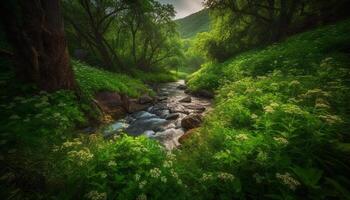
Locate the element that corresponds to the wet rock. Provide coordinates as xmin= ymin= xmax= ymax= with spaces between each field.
xmin=125 ymin=99 xmax=149 ymax=113
xmin=83 ymin=127 xmax=96 ymax=134
xmin=153 ymin=109 xmax=170 ymax=118
xmin=151 ymin=103 xmax=168 ymax=112
xmin=157 ymin=96 xmax=168 ymax=101
xmin=181 ymin=114 xmax=203 ymax=130
xmin=164 ymin=123 xmax=176 ymax=130
xmin=104 ymin=121 xmax=129 ymax=138
xmin=139 ymin=94 xmax=153 ymax=104
xmin=166 ymin=113 xmax=180 ymax=120
xmin=153 ymin=128 xmax=185 ymax=150
xmin=144 ymin=130 xmax=155 ymax=137
xmin=177 ymin=84 xmax=187 ymax=90
xmin=183 ymin=104 xmax=206 ymax=112
xmin=195 ymin=90 xmax=214 ymax=99
xmin=179 ymin=96 xmax=191 ymax=103
xmin=132 ymin=111 xmax=157 ymax=119
xmin=95 ymin=92 xmax=127 ymax=119
xmin=125 ymin=115 xmax=136 ymax=124
xmin=169 ymin=104 xmax=190 ymax=114
xmin=125 ymin=118 xmax=170 ymax=135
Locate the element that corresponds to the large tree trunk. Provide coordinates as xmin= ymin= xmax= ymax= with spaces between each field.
xmin=0 ymin=0 xmax=76 ymax=92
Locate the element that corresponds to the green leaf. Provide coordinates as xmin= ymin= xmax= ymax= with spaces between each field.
xmin=291 ymin=166 xmax=323 ymax=188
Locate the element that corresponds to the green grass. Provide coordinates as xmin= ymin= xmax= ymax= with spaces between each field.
xmin=132 ymin=69 xmax=178 ymax=83
xmin=74 ymin=61 xmax=152 ymax=98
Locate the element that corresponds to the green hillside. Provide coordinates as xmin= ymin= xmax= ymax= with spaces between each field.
xmin=176 ymin=9 xmax=210 ymax=38
xmin=183 ymin=19 xmax=350 ymax=199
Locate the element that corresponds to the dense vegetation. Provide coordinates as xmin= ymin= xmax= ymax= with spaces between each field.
xmin=184 ymin=19 xmax=350 ymax=199
xmin=176 ymin=9 xmax=210 ymax=39
xmin=1 ymin=0 xmax=349 ymax=199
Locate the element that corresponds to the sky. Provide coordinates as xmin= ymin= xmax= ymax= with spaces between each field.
xmin=157 ymin=0 xmax=204 ymax=19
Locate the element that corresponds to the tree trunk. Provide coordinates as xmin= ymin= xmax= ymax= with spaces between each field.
xmin=0 ymin=0 xmax=76 ymax=92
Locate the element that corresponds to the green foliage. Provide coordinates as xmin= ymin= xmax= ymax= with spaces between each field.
xmin=201 ymin=0 xmax=350 ymax=61
xmin=188 ymin=19 xmax=350 ymax=91
xmin=181 ymin=19 xmax=350 ymax=199
xmin=0 ymin=90 xmax=85 ymax=141
xmin=176 ymin=9 xmax=210 ymax=38
xmin=131 ymin=69 xmax=177 ymax=83
xmin=74 ymin=61 xmax=151 ymax=98
xmin=47 ymin=134 xmax=187 ymax=200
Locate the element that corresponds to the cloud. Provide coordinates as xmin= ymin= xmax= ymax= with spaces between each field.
xmin=157 ymin=0 xmax=204 ymax=19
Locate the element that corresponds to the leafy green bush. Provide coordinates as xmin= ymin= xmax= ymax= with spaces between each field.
xmin=49 ymin=134 xmax=188 ymax=200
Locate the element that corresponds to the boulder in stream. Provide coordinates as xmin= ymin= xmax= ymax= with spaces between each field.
xmin=139 ymin=94 xmax=153 ymax=104
xmin=181 ymin=114 xmax=203 ymax=130
xmin=177 ymin=84 xmax=187 ymax=90
xmin=166 ymin=113 xmax=180 ymax=120
xmin=179 ymin=96 xmax=192 ymax=103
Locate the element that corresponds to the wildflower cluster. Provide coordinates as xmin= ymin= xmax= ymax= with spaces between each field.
xmin=281 ymin=104 xmax=305 ymax=115
xmin=235 ymin=134 xmax=249 ymax=141
xmin=217 ymin=172 xmax=235 ymax=182
xmin=276 ymin=172 xmax=301 ymax=190
xmin=273 ymin=137 xmax=289 ymax=145
xmin=163 ymin=160 xmax=173 ymax=168
xmin=67 ymin=148 xmax=94 ymax=166
xmin=136 ymin=194 xmax=147 ymax=200
xmin=319 ymin=114 xmax=343 ymax=124
xmin=264 ymin=102 xmax=279 ymax=113
xmin=85 ymin=190 xmax=107 ymax=200
xmin=200 ymin=173 xmax=214 ymax=182
xmin=315 ymin=98 xmax=330 ymax=109
xmin=139 ymin=180 xmax=147 ymax=189
xmin=149 ymin=168 xmax=162 ymax=178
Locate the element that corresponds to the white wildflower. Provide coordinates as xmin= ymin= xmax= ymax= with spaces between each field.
xmin=289 ymin=80 xmax=300 ymax=87
xmin=85 ymin=190 xmax=107 ymax=200
xmin=149 ymin=168 xmax=161 ymax=178
xmin=276 ymin=172 xmax=300 ymax=190
xmin=136 ymin=194 xmax=147 ymax=200
xmin=264 ymin=105 xmax=275 ymax=113
xmin=135 ymin=174 xmax=141 ymax=181
xmin=251 ymin=113 xmax=258 ymax=120
xmin=160 ymin=176 xmax=167 ymax=183
xmin=163 ymin=160 xmax=173 ymax=168
xmin=235 ymin=134 xmax=249 ymax=141
xmin=108 ymin=161 xmax=117 ymax=167
xmin=273 ymin=137 xmax=289 ymax=145
xmin=200 ymin=173 xmax=214 ymax=182
xmin=319 ymin=114 xmax=343 ymax=124
xmin=139 ymin=181 xmax=147 ymax=189
xmin=217 ymin=172 xmax=235 ymax=182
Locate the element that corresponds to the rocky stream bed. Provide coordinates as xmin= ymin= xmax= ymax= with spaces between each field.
xmin=101 ymin=80 xmax=212 ymax=150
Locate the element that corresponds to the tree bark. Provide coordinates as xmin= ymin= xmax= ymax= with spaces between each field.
xmin=0 ymin=0 xmax=76 ymax=92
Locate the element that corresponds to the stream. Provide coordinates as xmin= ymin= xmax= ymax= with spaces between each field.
xmin=101 ymin=80 xmax=212 ymax=150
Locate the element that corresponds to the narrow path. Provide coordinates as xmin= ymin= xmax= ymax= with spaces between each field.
xmin=103 ymin=80 xmax=212 ymax=149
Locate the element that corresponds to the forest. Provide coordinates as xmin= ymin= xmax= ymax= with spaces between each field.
xmin=0 ymin=0 xmax=350 ymax=199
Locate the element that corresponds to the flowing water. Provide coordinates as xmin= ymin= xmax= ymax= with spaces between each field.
xmin=102 ymin=80 xmax=212 ymax=150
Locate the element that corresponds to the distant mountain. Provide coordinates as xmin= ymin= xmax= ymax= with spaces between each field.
xmin=175 ymin=9 xmax=210 ymax=39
